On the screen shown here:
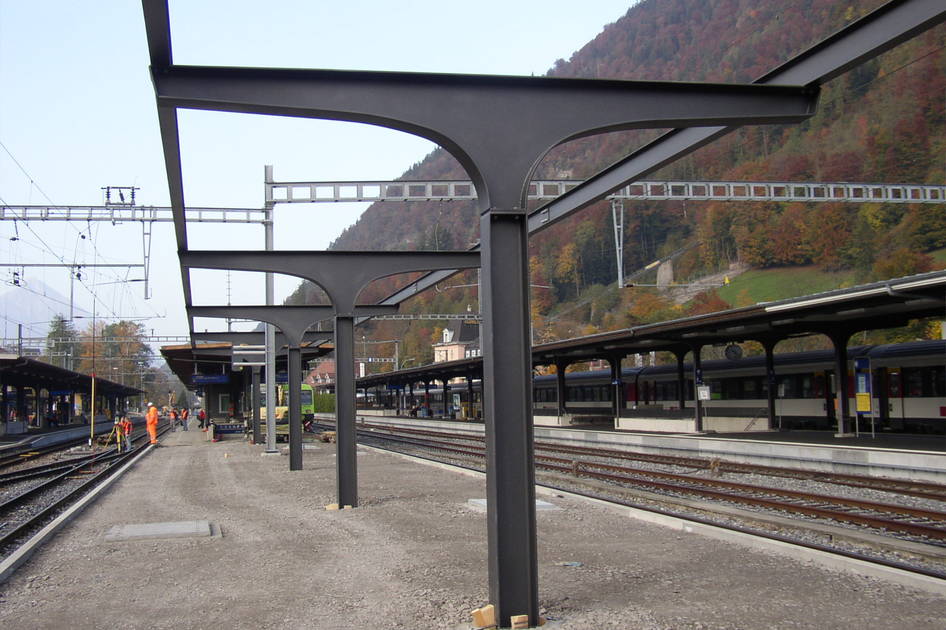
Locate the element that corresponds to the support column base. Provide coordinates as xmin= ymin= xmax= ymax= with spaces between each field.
xmin=833 ymin=433 xmax=855 ymax=438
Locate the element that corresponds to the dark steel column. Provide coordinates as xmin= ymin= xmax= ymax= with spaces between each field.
xmin=674 ymin=350 xmax=687 ymax=410
xmin=335 ymin=316 xmax=358 ymax=506
xmin=15 ymin=386 xmax=25 ymax=424
xmin=467 ymin=375 xmax=475 ymax=420
xmin=1 ymin=381 xmax=8 ymax=427
xmin=442 ymin=379 xmax=451 ymax=418
xmin=251 ymin=366 xmax=262 ymax=444
xmin=288 ymin=345 xmax=303 ymax=470
xmin=423 ymin=380 xmax=430 ymax=415
xmin=481 ymin=208 xmax=538 ymax=627
xmin=609 ymin=354 xmax=623 ymax=419
xmin=692 ymin=345 xmax=705 ymax=432
xmin=555 ymin=360 xmax=568 ymax=417
xmin=829 ymin=330 xmax=853 ymax=435
xmin=762 ymin=339 xmax=778 ymax=431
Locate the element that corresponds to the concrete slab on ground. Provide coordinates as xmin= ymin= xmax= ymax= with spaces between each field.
xmin=466 ymin=498 xmax=561 ymax=512
xmin=104 ymin=520 xmax=215 ymax=542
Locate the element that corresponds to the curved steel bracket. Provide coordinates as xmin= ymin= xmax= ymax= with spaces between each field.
xmin=181 ymin=250 xmax=480 ymax=316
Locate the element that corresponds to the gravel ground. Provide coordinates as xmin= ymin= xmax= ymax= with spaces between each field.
xmin=1 ymin=428 xmax=945 ymax=629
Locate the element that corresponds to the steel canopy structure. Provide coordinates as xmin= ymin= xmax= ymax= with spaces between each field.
xmin=141 ymin=0 xmax=946 ymax=626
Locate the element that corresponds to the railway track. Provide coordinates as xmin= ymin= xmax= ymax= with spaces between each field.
xmin=355 ymin=421 xmax=946 ymax=503
xmin=0 ymin=423 xmax=170 ymax=567
xmin=0 ymin=439 xmax=92 ymax=470
xmin=323 ymin=419 xmax=946 ymax=579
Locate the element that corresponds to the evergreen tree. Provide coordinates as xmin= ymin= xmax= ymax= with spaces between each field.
xmin=44 ymin=314 xmax=78 ymax=370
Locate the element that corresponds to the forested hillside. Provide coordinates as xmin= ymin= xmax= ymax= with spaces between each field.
xmin=287 ymin=0 xmax=946 ymax=363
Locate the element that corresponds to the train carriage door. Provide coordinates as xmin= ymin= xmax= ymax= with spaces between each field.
xmin=874 ymin=367 xmax=889 ymax=427
xmin=887 ymin=369 xmax=904 ymax=429
xmin=821 ymin=371 xmax=835 ymax=419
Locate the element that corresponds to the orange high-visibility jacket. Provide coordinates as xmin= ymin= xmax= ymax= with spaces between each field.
xmin=146 ymin=406 xmax=159 ymax=426
xmin=120 ymin=418 xmax=132 ymax=435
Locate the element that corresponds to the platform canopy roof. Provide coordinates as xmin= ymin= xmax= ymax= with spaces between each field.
xmin=0 ymin=355 xmax=142 ymax=397
xmin=534 ymin=268 xmax=946 ymax=363
xmin=160 ymin=341 xmax=334 ymax=389
xmin=357 ymin=268 xmax=946 ymax=388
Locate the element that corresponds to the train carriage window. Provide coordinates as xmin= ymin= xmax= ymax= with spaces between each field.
xmin=664 ymin=381 xmax=678 ymax=401
xmin=904 ymin=368 xmax=924 ymax=397
xmin=812 ymin=373 xmax=825 ymax=398
xmin=708 ymin=380 xmax=722 ymax=400
xmin=664 ymin=381 xmax=679 ymax=401
xmin=655 ymin=382 xmax=668 ymax=401
xmin=743 ymin=378 xmax=758 ymax=400
xmin=930 ymin=366 xmax=946 ymax=397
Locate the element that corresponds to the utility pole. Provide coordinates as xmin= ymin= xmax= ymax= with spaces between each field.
xmin=263 ymin=166 xmax=277 ymax=454
xmin=611 ymin=199 xmax=624 ymax=288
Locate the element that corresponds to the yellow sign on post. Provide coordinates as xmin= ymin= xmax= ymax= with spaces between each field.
xmin=856 ymin=392 xmax=872 ymax=413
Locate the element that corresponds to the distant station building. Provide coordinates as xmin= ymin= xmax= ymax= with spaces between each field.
xmin=432 ymin=319 xmax=480 ymax=363
xmin=309 ymin=359 xmax=336 ymax=393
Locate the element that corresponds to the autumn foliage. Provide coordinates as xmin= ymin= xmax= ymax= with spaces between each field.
xmin=293 ymin=0 xmax=945 ymax=350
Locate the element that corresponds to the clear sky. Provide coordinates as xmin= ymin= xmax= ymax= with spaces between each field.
xmin=0 ymin=1 xmax=634 ymax=347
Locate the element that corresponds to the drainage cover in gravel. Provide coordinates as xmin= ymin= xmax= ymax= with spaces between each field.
xmin=104 ymin=520 xmax=217 ymax=542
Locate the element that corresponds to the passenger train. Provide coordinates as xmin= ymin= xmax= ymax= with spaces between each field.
xmin=363 ymin=340 xmax=946 ymax=435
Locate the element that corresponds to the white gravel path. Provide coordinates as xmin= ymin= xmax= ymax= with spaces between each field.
xmin=1 ymin=427 xmax=944 ymax=629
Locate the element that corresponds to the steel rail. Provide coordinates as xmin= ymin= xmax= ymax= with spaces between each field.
xmin=358 ymin=419 xmax=946 ymax=501
xmin=0 ymin=422 xmax=170 ymax=553
xmin=353 ymin=421 xmax=946 ymax=540
xmin=0 ymin=442 xmax=88 ymax=470
xmin=328 ymin=419 xmax=946 ymax=580
xmin=559 ymin=460 xmax=946 ymax=541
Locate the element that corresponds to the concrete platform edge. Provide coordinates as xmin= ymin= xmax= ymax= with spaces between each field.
xmin=0 ymin=444 xmax=156 ymax=585
xmin=361 ymin=443 xmax=946 ymax=597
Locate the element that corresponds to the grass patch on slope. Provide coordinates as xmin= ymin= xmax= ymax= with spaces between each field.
xmin=716 ymin=266 xmax=860 ymax=307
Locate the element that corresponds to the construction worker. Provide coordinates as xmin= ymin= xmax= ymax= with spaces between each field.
xmin=145 ymin=402 xmax=159 ymax=445
xmin=181 ymin=407 xmax=189 ymax=431
xmin=120 ymin=414 xmax=133 ymax=452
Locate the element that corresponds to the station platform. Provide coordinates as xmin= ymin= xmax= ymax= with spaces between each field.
xmin=1 ymin=426 xmax=944 ymax=629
